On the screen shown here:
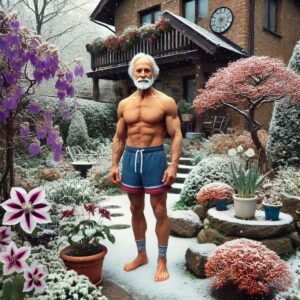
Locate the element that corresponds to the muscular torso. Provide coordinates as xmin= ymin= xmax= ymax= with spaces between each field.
xmin=121 ymin=89 xmax=167 ymax=147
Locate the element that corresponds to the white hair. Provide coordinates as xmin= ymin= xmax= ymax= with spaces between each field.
xmin=128 ymin=53 xmax=160 ymax=81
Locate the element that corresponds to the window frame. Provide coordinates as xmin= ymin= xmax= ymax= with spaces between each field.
xmin=182 ymin=0 xmax=208 ymax=23
xmin=263 ymin=0 xmax=281 ymax=36
xmin=183 ymin=75 xmax=196 ymax=103
xmin=139 ymin=5 xmax=161 ymax=26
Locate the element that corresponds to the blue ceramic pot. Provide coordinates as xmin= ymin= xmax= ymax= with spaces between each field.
xmin=215 ymin=199 xmax=228 ymax=211
xmin=263 ymin=203 xmax=282 ymax=221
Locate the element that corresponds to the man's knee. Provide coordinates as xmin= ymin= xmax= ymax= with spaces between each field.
xmin=130 ymin=203 xmax=144 ymax=216
xmin=153 ymin=204 xmax=167 ymax=221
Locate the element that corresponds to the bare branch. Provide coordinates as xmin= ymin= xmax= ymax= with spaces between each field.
xmin=46 ymin=22 xmax=80 ymax=41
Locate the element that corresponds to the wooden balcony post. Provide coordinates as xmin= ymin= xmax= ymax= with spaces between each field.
xmin=195 ymin=63 xmax=205 ymax=132
xmin=93 ymin=77 xmax=100 ymax=101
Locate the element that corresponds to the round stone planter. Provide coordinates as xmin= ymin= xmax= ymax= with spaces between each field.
xmin=263 ymin=203 xmax=282 ymax=221
xmin=71 ymin=161 xmax=94 ymax=178
xmin=233 ymin=194 xmax=258 ymax=220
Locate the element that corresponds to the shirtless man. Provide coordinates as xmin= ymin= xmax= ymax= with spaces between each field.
xmin=109 ymin=53 xmax=182 ymax=282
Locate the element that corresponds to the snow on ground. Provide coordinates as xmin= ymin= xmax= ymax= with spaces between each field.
xmin=99 ymin=193 xmax=213 ymax=300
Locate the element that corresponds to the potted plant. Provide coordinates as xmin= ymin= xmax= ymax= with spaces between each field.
xmin=196 ymin=182 xmax=234 ymax=211
xmin=228 ymin=147 xmax=269 ymax=219
xmin=262 ymin=188 xmax=283 ymax=221
xmin=58 ymin=203 xmax=115 ymax=286
xmin=177 ymin=99 xmax=194 ymax=122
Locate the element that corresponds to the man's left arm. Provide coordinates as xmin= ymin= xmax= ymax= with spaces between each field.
xmin=163 ymin=98 xmax=183 ymax=186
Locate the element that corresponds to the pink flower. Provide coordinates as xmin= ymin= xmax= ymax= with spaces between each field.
xmin=84 ymin=203 xmax=98 ymax=216
xmin=23 ymin=264 xmax=47 ymax=292
xmin=0 ymin=226 xmax=12 ymax=251
xmin=0 ymin=242 xmax=30 ymax=275
xmin=1 ymin=187 xmax=51 ymax=234
xmin=99 ymin=207 xmax=111 ymax=220
xmin=60 ymin=207 xmax=75 ymax=219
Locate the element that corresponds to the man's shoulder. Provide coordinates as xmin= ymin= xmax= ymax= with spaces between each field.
xmin=156 ymin=90 xmax=175 ymax=104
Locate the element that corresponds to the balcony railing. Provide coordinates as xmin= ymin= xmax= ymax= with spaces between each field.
xmin=91 ymin=29 xmax=196 ymax=71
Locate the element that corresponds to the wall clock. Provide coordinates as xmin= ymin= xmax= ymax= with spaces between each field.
xmin=210 ymin=7 xmax=233 ymax=34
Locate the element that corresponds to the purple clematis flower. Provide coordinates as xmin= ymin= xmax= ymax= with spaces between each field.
xmin=29 ymin=139 xmax=41 ymax=155
xmin=0 ymin=226 xmax=12 ymax=251
xmin=23 ymin=264 xmax=47 ymax=292
xmin=0 ymin=242 xmax=30 ymax=275
xmin=99 ymin=207 xmax=111 ymax=220
xmin=1 ymin=187 xmax=51 ymax=234
xmin=74 ymin=63 xmax=84 ymax=77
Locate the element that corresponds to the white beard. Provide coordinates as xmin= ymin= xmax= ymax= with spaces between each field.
xmin=133 ymin=77 xmax=154 ymax=90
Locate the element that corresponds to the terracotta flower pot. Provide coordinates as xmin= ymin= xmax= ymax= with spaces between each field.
xmin=59 ymin=243 xmax=107 ymax=286
xmin=233 ymin=194 xmax=258 ymax=220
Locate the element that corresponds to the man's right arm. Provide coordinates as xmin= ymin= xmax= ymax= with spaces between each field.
xmin=109 ymin=101 xmax=127 ymax=184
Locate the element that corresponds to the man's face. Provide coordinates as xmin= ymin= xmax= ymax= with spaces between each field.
xmin=133 ymin=58 xmax=155 ymax=90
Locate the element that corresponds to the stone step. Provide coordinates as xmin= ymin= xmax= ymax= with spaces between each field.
xmin=169 ymin=182 xmax=184 ymax=194
xmin=173 ymin=164 xmax=194 ymax=174
xmin=176 ymin=173 xmax=189 ymax=183
xmin=167 ymin=156 xmax=193 ymax=165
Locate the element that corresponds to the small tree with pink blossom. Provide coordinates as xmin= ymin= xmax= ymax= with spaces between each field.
xmin=194 ymin=56 xmax=300 ymax=168
xmin=0 ymin=11 xmax=84 ymax=200
xmin=205 ymin=238 xmax=292 ymax=297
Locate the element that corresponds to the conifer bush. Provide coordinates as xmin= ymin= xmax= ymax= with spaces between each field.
xmin=66 ymin=110 xmax=89 ymax=147
xmin=267 ymin=41 xmax=300 ymax=168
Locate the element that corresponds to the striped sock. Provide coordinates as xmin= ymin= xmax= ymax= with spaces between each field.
xmin=136 ymin=239 xmax=146 ymax=252
xmin=158 ymin=244 xmax=168 ymax=258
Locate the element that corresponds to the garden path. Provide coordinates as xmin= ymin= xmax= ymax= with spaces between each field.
xmin=99 ymin=193 xmax=213 ymax=300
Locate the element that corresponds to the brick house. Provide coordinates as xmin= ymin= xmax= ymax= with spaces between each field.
xmin=87 ymin=0 xmax=300 ymax=134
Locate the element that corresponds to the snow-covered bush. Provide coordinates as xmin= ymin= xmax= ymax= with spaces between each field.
xmin=45 ymin=178 xmax=94 ymax=205
xmin=176 ymin=156 xmax=233 ymax=209
xmin=267 ymin=41 xmax=300 ymax=168
xmin=205 ymin=239 xmax=292 ymax=296
xmin=37 ymin=96 xmax=116 ymax=140
xmin=35 ymin=269 xmax=106 ymax=300
xmin=66 ymin=110 xmax=89 ymax=147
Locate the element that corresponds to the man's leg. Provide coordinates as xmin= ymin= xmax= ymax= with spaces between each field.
xmin=124 ymin=192 xmax=149 ymax=272
xmin=150 ymin=192 xmax=170 ymax=282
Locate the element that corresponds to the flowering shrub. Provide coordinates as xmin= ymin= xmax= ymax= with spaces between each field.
xmin=86 ymin=18 xmax=172 ymax=53
xmin=205 ymin=238 xmax=293 ymax=295
xmin=196 ymin=182 xmax=234 ymax=205
xmin=176 ymin=156 xmax=233 ymax=209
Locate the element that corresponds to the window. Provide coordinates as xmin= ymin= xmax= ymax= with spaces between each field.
xmin=183 ymin=76 xmax=196 ymax=102
xmin=140 ymin=6 xmax=161 ymax=25
xmin=183 ymin=0 xmax=208 ymax=23
xmin=264 ymin=0 xmax=278 ymax=33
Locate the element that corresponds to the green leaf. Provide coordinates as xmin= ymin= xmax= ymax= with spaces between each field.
xmin=2 ymin=275 xmax=25 ymax=300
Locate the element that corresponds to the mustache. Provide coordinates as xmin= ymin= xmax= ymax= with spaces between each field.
xmin=137 ymin=78 xmax=151 ymax=83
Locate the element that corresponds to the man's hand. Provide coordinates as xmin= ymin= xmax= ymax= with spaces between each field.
xmin=109 ymin=167 xmax=121 ymax=184
xmin=162 ymin=164 xmax=177 ymax=186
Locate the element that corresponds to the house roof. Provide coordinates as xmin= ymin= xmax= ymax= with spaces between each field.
xmin=161 ymin=11 xmax=246 ymax=56
xmin=90 ymin=0 xmax=119 ymax=25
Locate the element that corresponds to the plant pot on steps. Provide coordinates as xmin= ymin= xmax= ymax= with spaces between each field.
xmin=263 ymin=203 xmax=282 ymax=221
xmin=233 ymin=194 xmax=258 ymax=220
xmin=215 ymin=199 xmax=228 ymax=211
xmin=59 ymin=243 xmax=107 ymax=286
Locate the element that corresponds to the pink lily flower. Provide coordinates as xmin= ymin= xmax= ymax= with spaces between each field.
xmin=23 ymin=264 xmax=47 ymax=292
xmin=0 ymin=226 xmax=12 ymax=251
xmin=0 ymin=242 xmax=30 ymax=275
xmin=1 ymin=187 xmax=51 ymax=234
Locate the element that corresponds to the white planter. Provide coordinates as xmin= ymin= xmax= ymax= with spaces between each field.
xmin=233 ymin=194 xmax=258 ymax=220
xmin=181 ymin=114 xmax=193 ymax=122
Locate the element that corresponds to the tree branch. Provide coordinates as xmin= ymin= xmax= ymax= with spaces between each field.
xmin=46 ymin=22 xmax=80 ymax=41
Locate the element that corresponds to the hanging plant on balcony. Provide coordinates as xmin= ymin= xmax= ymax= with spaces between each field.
xmin=86 ymin=37 xmax=105 ymax=53
xmin=104 ymin=35 xmax=121 ymax=52
xmin=120 ymin=27 xmax=139 ymax=50
xmin=139 ymin=23 xmax=158 ymax=44
xmin=155 ymin=19 xmax=172 ymax=33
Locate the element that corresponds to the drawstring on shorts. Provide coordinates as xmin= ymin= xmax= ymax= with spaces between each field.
xmin=134 ymin=149 xmax=144 ymax=174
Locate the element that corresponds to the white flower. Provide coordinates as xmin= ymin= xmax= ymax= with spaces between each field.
xmin=237 ymin=145 xmax=244 ymax=153
xmin=71 ymin=235 xmax=83 ymax=243
xmin=244 ymin=148 xmax=255 ymax=158
xmin=228 ymin=148 xmax=237 ymax=157
xmin=85 ymin=228 xmax=96 ymax=237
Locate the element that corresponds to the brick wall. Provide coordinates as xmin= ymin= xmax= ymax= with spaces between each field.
xmin=254 ymin=0 xmax=300 ymax=64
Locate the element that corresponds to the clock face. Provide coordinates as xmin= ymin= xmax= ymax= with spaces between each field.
xmin=210 ymin=7 xmax=233 ymax=34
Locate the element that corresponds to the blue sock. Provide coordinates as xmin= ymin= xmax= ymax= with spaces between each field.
xmin=158 ymin=244 xmax=168 ymax=258
xmin=136 ymin=239 xmax=146 ymax=252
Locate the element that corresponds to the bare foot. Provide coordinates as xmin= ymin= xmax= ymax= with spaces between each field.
xmin=154 ymin=258 xmax=169 ymax=282
xmin=123 ymin=252 xmax=148 ymax=272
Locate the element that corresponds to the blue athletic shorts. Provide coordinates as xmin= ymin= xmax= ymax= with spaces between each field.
xmin=120 ymin=145 xmax=171 ymax=194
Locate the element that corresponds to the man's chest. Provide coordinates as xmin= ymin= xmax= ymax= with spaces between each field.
xmin=123 ymin=99 xmax=165 ymax=125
